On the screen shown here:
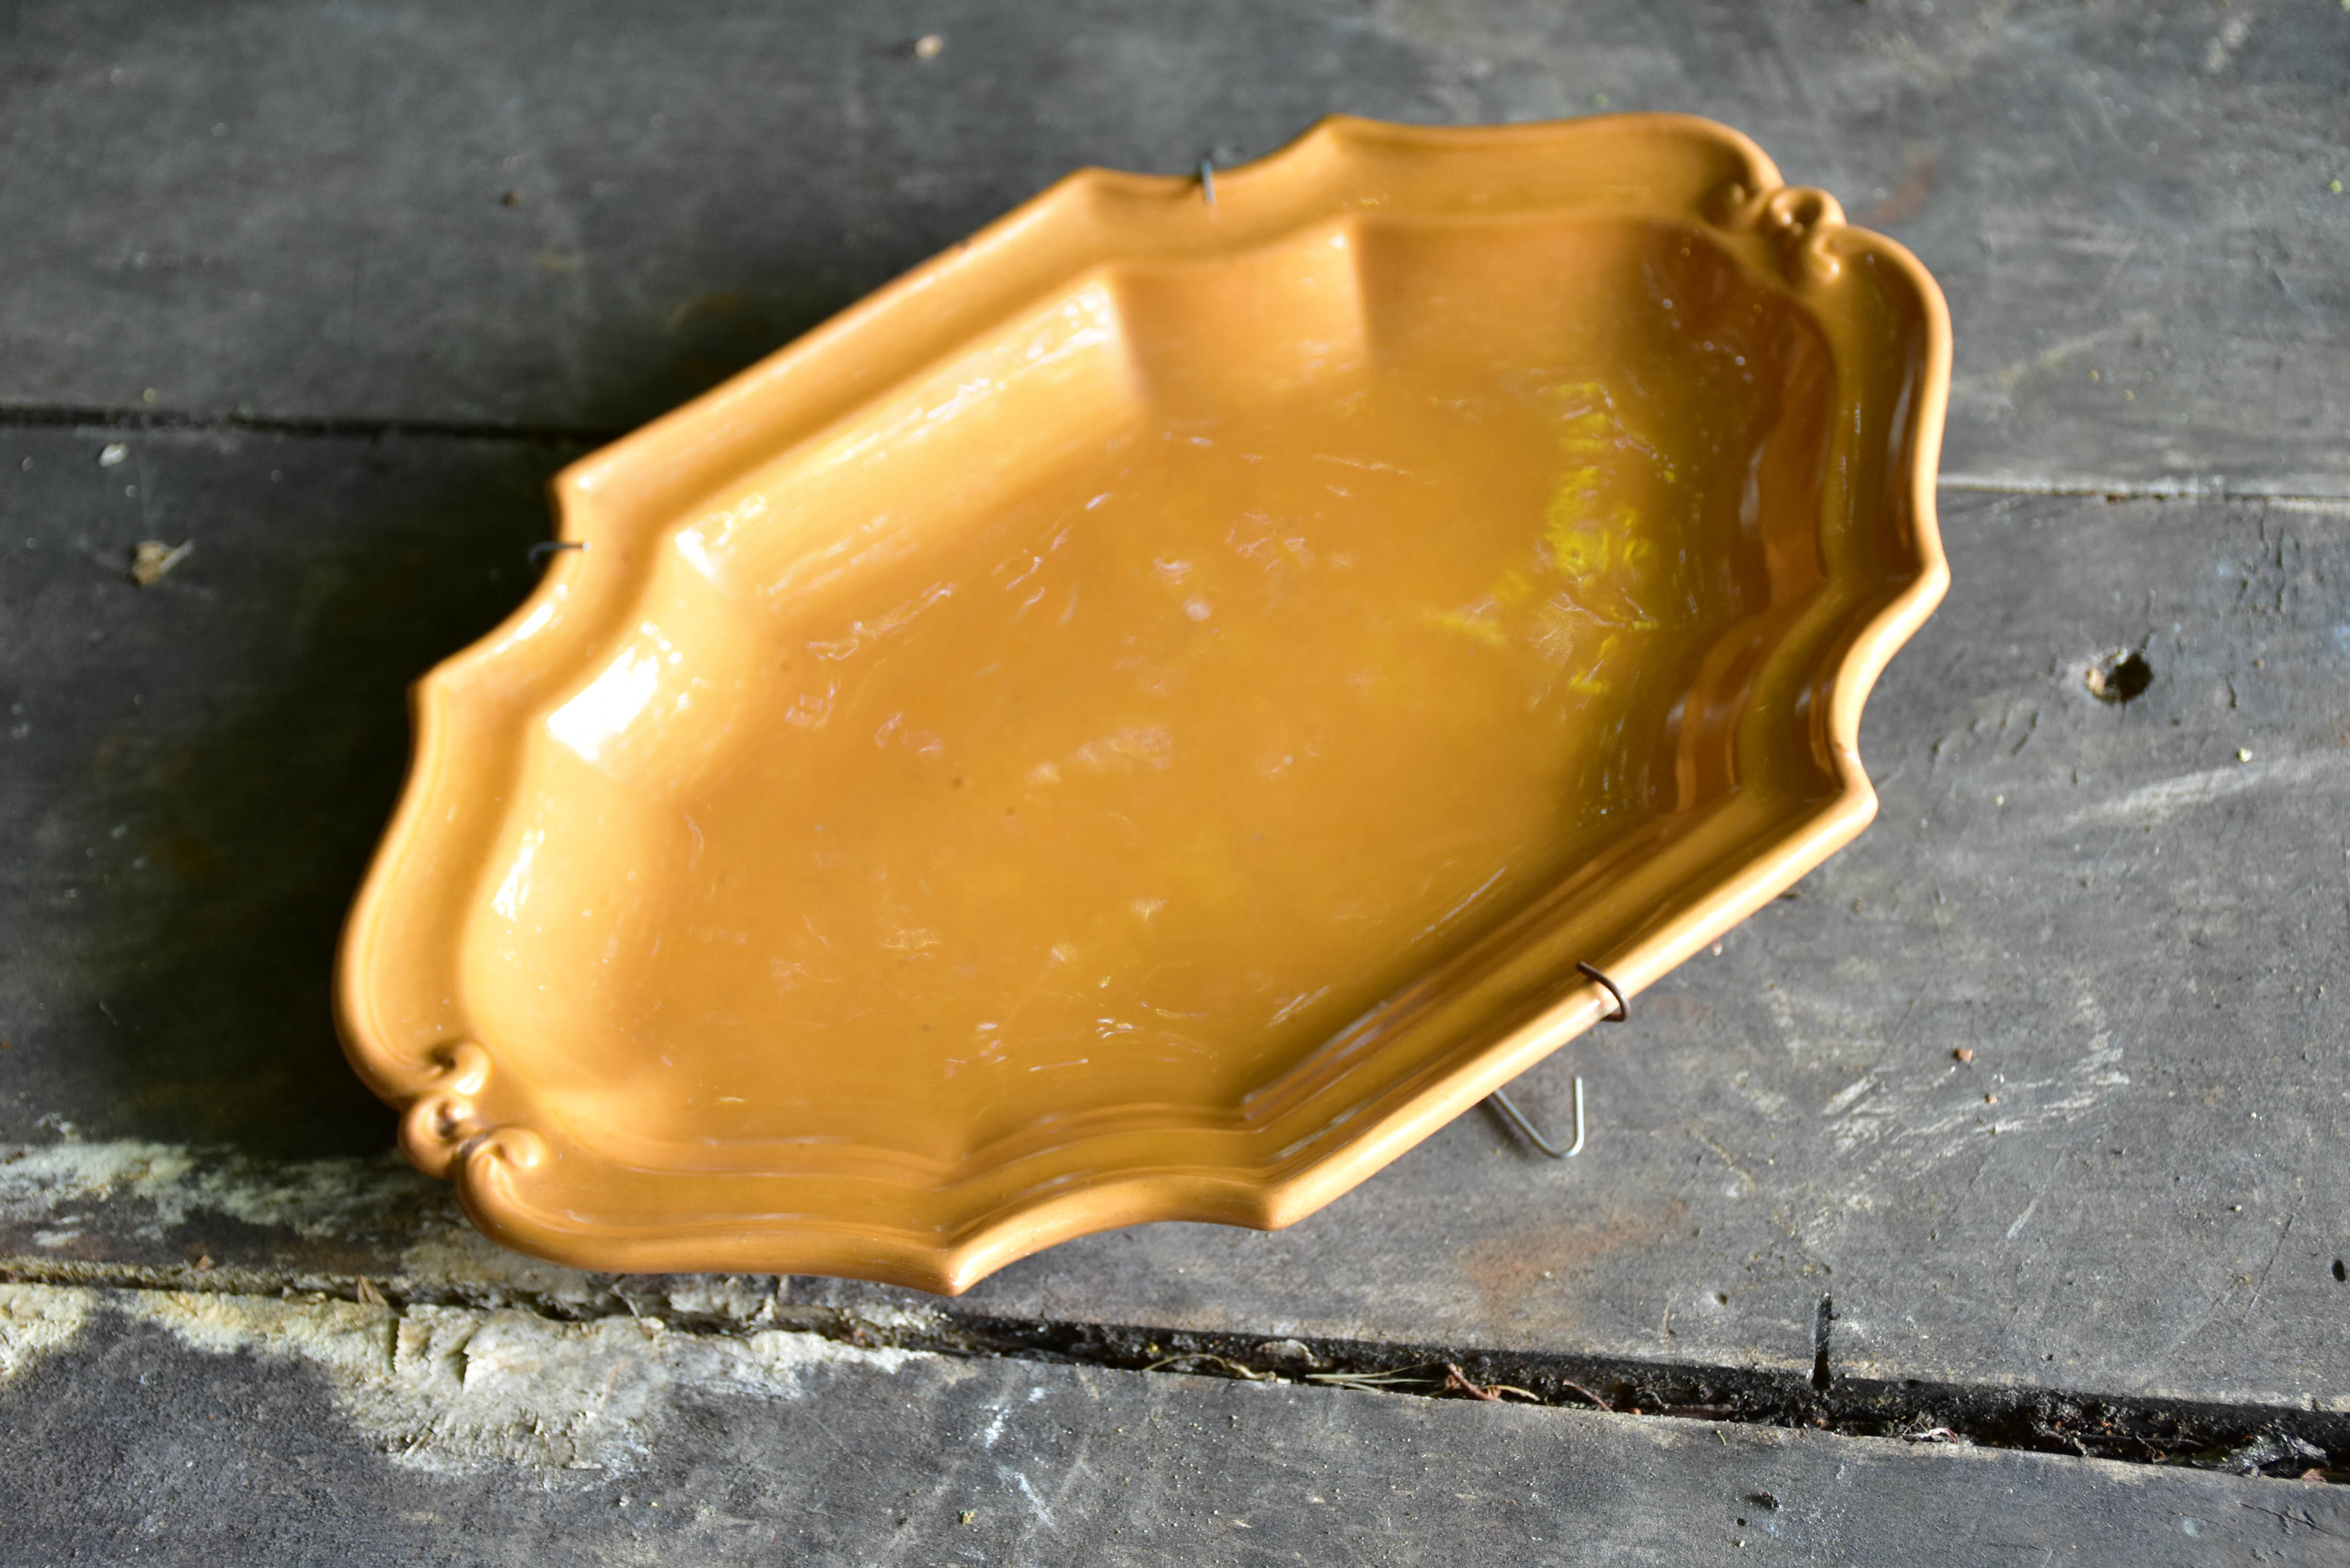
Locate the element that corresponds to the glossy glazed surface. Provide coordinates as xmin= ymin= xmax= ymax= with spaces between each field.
xmin=339 ymin=114 xmax=1950 ymax=1292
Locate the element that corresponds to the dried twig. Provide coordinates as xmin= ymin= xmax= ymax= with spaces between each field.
xmin=1441 ymin=1364 xmax=1541 ymax=1402
xmin=1305 ymin=1363 xmax=1444 ymax=1393
xmin=1141 ymin=1352 xmax=1277 ymax=1382
xmin=1444 ymin=1364 xmax=1501 ymax=1401
xmin=1554 ymin=1379 xmax=1615 ymax=1412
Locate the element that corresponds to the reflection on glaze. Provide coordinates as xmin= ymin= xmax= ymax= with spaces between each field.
xmin=655 ymin=363 xmax=1732 ymax=1144
xmin=546 ymin=647 xmax=663 ymax=764
xmin=482 ymin=221 xmax=1826 ymax=1163
xmin=490 ymin=828 xmax=543 ymax=921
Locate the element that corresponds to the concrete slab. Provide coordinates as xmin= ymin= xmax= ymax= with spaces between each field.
xmin=2 ymin=1282 xmax=2342 ymax=1566
xmin=926 ymin=487 xmax=2350 ymax=1410
xmin=0 ymin=1 xmax=2345 ymax=491
xmin=5 ymin=432 xmax=2348 ymax=1420
xmin=7 ymin=1 xmax=2348 ymax=1554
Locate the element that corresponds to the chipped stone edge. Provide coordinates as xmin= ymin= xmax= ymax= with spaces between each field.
xmin=2 ymin=1278 xmax=935 ymax=1482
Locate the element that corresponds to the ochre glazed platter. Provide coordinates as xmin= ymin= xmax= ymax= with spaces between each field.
xmin=338 ymin=113 xmax=1950 ymax=1293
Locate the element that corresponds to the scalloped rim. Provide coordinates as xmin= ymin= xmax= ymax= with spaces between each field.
xmin=337 ymin=112 xmax=1951 ymax=1294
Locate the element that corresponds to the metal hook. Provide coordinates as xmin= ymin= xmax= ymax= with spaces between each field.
xmin=1487 ymin=1080 xmax=1584 ymax=1159
xmin=1481 ymin=962 xmax=1624 ymax=1160
xmin=528 ymin=540 xmax=586 ymax=566
xmin=1198 ymin=157 xmax=1216 ymax=206
xmin=1577 ymin=960 xmax=1629 ymax=1023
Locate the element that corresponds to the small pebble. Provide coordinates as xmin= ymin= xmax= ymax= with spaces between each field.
xmin=98 ymin=442 xmax=129 ymax=468
xmin=129 ymin=539 xmax=193 ymax=586
xmin=914 ymin=33 xmax=944 ymax=59
xmin=1953 ymin=1047 xmax=1974 ymax=1064
xmin=2236 ymin=747 xmax=2253 ymax=763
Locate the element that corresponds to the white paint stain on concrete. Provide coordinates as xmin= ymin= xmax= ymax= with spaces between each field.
xmin=2064 ymin=750 xmax=2347 ymax=829
xmin=1820 ymin=1075 xmax=1879 ymax=1118
xmin=1781 ymin=966 xmax=2131 ymax=1181
xmin=0 ymin=1281 xmax=935 ymax=1481
xmin=132 ymin=1289 xmax=929 ymax=1480
xmin=0 ymin=1137 xmax=427 ymax=1242
xmin=0 ymin=1283 xmax=96 ymax=1383
xmin=395 ymin=1218 xmax=613 ymax=1308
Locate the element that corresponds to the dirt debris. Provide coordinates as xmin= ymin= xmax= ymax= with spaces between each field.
xmin=129 ymin=540 xmax=192 ymax=586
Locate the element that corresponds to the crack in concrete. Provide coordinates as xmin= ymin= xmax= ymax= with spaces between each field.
xmin=2 ymin=403 xmax=2346 ymax=508
xmin=0 ymin=401 xmax=616 ymax=446
xmin=3 ymin=1257 xmax=2342 ymax=1484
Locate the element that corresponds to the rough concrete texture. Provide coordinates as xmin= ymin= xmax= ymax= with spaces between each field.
xmin=921 ymin=488 xmax=2350 ymax=1408
xmin=3 ymin=1283 xmax=2344 ymax=1566
xmin=0 ymin=1 xmax=2346 ymax=491
xmin=8 ymin=422 xmax=2347 ymax=1418
xmin=4 ymin=2 xmax=2349 ymax=1556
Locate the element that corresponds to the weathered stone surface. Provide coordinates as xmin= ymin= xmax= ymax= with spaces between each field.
xmin=7 ymin=2 xmax=2348 ymax=1555
xmin=2 ymin=1282 xmax=2341 ymax=1566
xmin=0 ymin=425 xmax=573 ymax=1166
xmin=7 ymin=442 xmax=2350 ymax=1416
xmin=921 ymin=490 xmax=2350 ymax=1410
xmin=1 ymin=0 xmax=2346 ymax=491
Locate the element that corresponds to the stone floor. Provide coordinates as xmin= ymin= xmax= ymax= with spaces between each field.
xmin=3 ymin=3 xmax=2347 ymax=1561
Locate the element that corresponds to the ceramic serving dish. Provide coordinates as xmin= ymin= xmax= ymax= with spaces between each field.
xmin=338 ymin=113 xmax=1949 ymax=1293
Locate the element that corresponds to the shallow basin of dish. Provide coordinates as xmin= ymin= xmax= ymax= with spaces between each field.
xmin=339 ymin=113 xmax=1949 ymax=1293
